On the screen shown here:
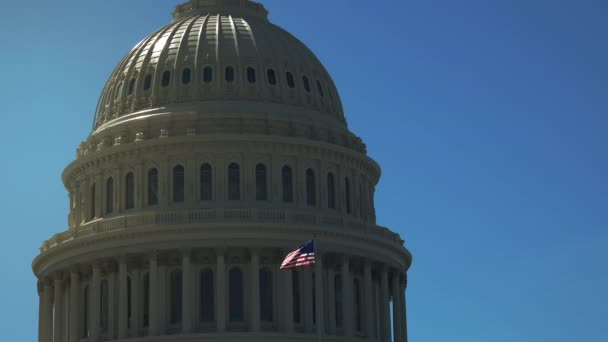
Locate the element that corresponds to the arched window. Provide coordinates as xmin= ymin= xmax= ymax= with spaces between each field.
xmin=225 ymin=66 xmax=235 ymax=83
xmin=345 ymin=177 xmax=351 ymax=214
xmin=200 ymin=270 xmax=214 ymax=322
xmin=327 ymin=173 xmax=335 ymax=209
xmin=83 ymin=285 xmax=90 ymax=337
xmin=161 ymin=70 xmax=171 ymax=87
xmin=256 ymin=164 xmax=267 ymax=201
xmin=260 ymin=269 xmax=273 ymax=322
xmin=267 ymin=69 xmax=277 ymax=85
xmin=292 ymin=270 xmax=301 ymax=323
xmin=90 ymin=183 xmax=96 ymax=220
xmin=173 ymin=165 xmax=185 ymax=203
xmin=143 ymin=74 xmax=152 ymax=91
xmin=247 ymin=67 xmax=256 ymax=83
xmin=203 ymin=67 xmax=213 ymax=83
xmin=200 ymin=164 xmax=212 ymax=201
xmin=334 ymin=274 xmax=343 ymax=328
xmin=282 ymin=166 xmax=293 ymax=203
xmin=182 ymin=68 xmax=192 ymax=84
xmin=114 ymin=81 xmax=124 ymax=100
xmin=170 ymin=270 xmax=183 ymax=324
xmin=303 ymin=76 xmax=311 ymax=93
xmin=106 ymin=178 xmax=114 ymax=214
xmin=286 ymin=72 xmax=295 ymax=88
xmin=316 ymin=80 xmax=324 ymax=97
xmin=228 ymin=163 xmax=240 ymax=200
xmin=306 ymin=169 xmax=316 ymax=206
xmin=128 ymin=79 xmax=136 ymax=95
xmin=125 ymin=172 xmax=135 ymax=210
xmin=148 ymin=168 xmax=158 ymax=206
xmin=354 ymin=279 xmax=362 ymax=332
xmin=143 ymin=273 xmax=150 ymax=327
xmin=229 ymin=268 xmax=244 ymax=321
xmin=101 ymin=280 xmax=109 ymax=334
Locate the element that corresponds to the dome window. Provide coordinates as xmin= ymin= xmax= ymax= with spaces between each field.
xmin=127 ymin=79 xmax=136 ymax=95
xmin=225 ymin=66 xmax=235 ymax=83
xmin=173 ymin=165 xmax=185 ymax=203
xmin=228 ymin=163 xmax=240 ymax=200
xmin=170 ymin=270 xmax=183 ymax=324
xmin=256 ymin=164 xmax=267 ymax=201
xmin=161 ymin=71 xmax=171 ymax=87
xmin=303 ymin=76 xmax=311 ymax=93
xmin=316 ymin=80 xmax=324 ymax=97
xmin=200 ymin=270 xmax=214 ymax=321
xmin=247 ymin=67 xmax=256 ymax=83
xmin=125 ymin=172 xmax=135 ymax=210
xmin=182 ymin=68 xmax=192 ymax=85
xmin=286 ymin=72 xmax=295 ymax=88
xmin=143 ymin=74 xmax=153 ymax=91
xmin=114 ymin=81 xmax=124 ymax=101
xmin=229 ymin=268 xmax=244 ymax=322
xmin=267 ymin=69 xmax=277 ymax=85
xmin=148 ymin=168 xmax=159 ymax=206
xmin=200 ymin=164 xmax=213 ymax=201
xmin=203 ymin=67 xmax=213 ymax=83
xmin=306 ymin=169 xmax=316 ymax=206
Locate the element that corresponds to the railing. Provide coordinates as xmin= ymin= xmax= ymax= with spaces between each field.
xmin=40 ymin=208 xmax=403 ymax=253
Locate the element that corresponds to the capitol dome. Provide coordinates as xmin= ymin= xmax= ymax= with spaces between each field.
xmin=33 ymin=1 xmax=411 ymax=342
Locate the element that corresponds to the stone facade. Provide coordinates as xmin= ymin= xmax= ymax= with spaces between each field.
xmin=33 ymin=1 xmax=412 ymax=342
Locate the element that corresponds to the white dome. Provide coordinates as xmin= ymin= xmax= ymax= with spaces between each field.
xmin=93 ymin=0 xmax=345 ymax=131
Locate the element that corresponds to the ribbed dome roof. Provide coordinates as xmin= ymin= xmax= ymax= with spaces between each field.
xmin=93 ymin=0 xmax=345 ymax=132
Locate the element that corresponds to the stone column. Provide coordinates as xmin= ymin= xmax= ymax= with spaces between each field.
xmin=73 ymin=184 xmax=81 ymax=226
xmin=380 ymin=267 xmax=391 ymax=342
xmin=149 ymin=253 xmax=160 ymax=336
xmin=249 ymin=249 xmax=261 ymax=332
xmin=131 ymin=267 xmax=141 ymax=337
xmin=117 ymin=259 xmax=128 ymax=339
xmin=42 ymin=278 xmax=53 ymax=342
xmin=283 ymin=267 xmax=294 ymax=333
xmin=53 ymin=274 xmax=64 ymax=342
xmin=327 ymin=266 xmax=336 ymax=335
xmin=314 ymin=255 xmax=325 ymax=338
xmin=303 ymin=267 xmax=314 ymax=332
xmin=90 ymin=264 xmax=101 ymax=342
xmin=391 ymin=272 xmax=401 ymax=342
xmin=38 ymin=282 xmax=43 ymax=342
xmin=182 ymin=250 xmax=194 ymax=334
xmin=95 ymin=174 xmax=102 ymax=218
xmin=341 ymin=257 xmax=354 ymax=337
xmin=69 ymin=270 xmax=80 ymax=342
xmin=364 ymin=261 xmax=374 ymax=339
xmin=401 ymin=275 xmax=408 ymax=342
xmin=216 ymin=249 xmax=226 ymax=332
xmin=107 ymin=268 xmax=117 ymax=339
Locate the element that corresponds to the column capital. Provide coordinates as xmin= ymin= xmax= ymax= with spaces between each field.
xmin=37 ymin=280 xmax=44 ymax=294
xmin=43 ymin=277 xmax=53 ymax=287
xmin=249 ymin=247 xmax=261 ymax=256
xmin=180 ymin=248 xmax=192 ymax=258
xmin=215 ymin=247 xmax=227 ymax=256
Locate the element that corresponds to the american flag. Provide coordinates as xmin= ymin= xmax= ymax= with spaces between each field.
xmin=280 ymin=240 xmax=316 ymax=270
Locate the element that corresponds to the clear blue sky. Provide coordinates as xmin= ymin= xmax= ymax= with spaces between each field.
xmin=0 ymin=0 xmax=606 ymax=341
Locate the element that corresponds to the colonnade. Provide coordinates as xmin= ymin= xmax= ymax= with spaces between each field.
xmin=38 ymin=248 xmax=408 ymax=342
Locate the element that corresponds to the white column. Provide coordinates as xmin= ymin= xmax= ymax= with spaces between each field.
xmin=249 ymin=249 xmax=260 ymax=332
xmin=73 ymin=184 xmax=81 ymax=226
xmin=303 ymin=267 xmax=314 ymax=333
xmin=182 ymin=250 xmax=194 ymax=334
xmin=42 ymin=279 xmax=53 ymax=342
xmin=314 ymin=255 xmax=325 ymax=338
xmin=283 ymin=267 xmax=294 ymax=333
xmin=216 ymin=249 xmax=226 ymax=332
xmin=341 ymin=257 xmax=354 ymax=337
xmin=107 ymin=268 xmax=117 ymax=339
xmin=364 ymin=260 xmax=374 ymax=339
xmin=38 ymin=283 xmax=43 ymax=342
xmin=131 ymin=267 xmax=141 ymax=337
xmin=117 ymin=259 xmax=128 ymax=339
xmin=380 ymin=267 xmax=391 ymax=342
xmin=401 ymin=275 xmax=408 ymax=342
xmin=90 ymin=264 xmax=101 ymax=342
xmin=149 ymin=253 xmax=160 ymax=336
xmin=69 ymin=270 xmax=80 ymax=342
xmin=391 ymin=272 xmax=401 ymax=342
xmin=327 ymin=267 xmax=336 ymax=335
xmin=53 ymin=275 xmax=64 ymax=342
